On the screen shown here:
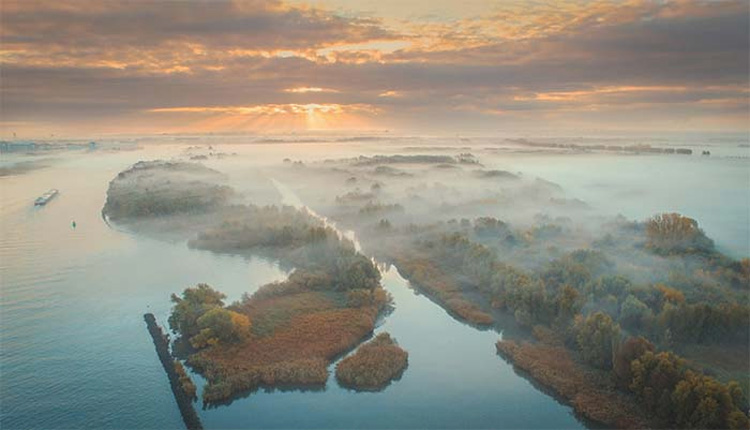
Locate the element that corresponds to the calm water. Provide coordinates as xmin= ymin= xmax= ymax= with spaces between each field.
xmin=1 ymin=141 xmax=747 ymax=429
xmin=0 ymin=149 xmax=289 ymax=429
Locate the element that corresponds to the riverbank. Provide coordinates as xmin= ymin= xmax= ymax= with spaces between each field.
xmin=495 ymin=338 xmax=652 ymax=429
xmin=393 ymin=255 xmax=493 ymax=326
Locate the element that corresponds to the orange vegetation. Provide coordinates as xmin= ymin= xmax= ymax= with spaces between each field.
xmin=496 ymin=339 xmax=652 ymax=429
xmin=174 ymin=361 xmax=197 ymax=400
xmin=395 ymin=256 xmax=493 ymax=325
xmin=335 ymin=333 xmax=408 ymax=391
xmin=189 ymin=286 xmax=384 ymax=403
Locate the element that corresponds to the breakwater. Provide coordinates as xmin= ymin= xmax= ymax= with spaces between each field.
xmin=143 ymin=313 xmax=203 ymax=430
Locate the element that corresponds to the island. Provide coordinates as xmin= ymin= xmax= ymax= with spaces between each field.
xmin=103 ymin=156 xmax=749 ymax=428
xmin=267 ymin=151 xmax=750 ymax=430
xmin=335 ymin=333 xmax=408 ymax=391
xmin=104 ymin=160 xmax=403 ymax=405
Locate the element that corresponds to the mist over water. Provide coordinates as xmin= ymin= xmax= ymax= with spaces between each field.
xmin=1 ymin=135 xmax=747 ymax=429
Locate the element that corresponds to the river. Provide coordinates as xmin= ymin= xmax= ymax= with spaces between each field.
xmin=1 ymin=139 xmax=747 ymax=429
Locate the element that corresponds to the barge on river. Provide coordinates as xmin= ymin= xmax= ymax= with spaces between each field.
xmin=34 ymin=189 xmax=59 ymax=206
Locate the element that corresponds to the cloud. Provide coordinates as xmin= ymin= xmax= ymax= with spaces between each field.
xmin=148 ymin=103 xmax=378 ymax=115
xmin=1 ymin=0 xmax=748 ymax=135
xmin=284 ymin=87 xmax=339 ymax=93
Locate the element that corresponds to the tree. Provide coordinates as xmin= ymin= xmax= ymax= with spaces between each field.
xmin=613 ymin=336 xmax=654 ymax=388
xmin=190 ymin=308 xmax=251 ymax=349
xmin=656 ymin=284 xmax=685 ymax=305
xmin=629 ymin=350 xmax=750 ymax=428
xmin=169 ymin=283 xmax=226 ymax=337
xmin=727 ymin=410 xmax=750 ymax=430
xmin=335 ymin=252 xmax=381 ymax=291
xmin=589 ymin=275 xmax=631 ymax=300
xmin=645 ymin=213 xmax=714 ymax=254
xmin=671 ymin=371 xmax=748 ymax=429
xmin=542 ymin=250 xmax=613 ymax=291
xmin=575 ymin=311 xmax=621 ymax=369
xmin=555 ymin=285 xmax=581 ymax=323
xmin=728 ymin=381 xmax=748 ymax=412
xmin=619 ymin=295 xmax=652 ymax=330
xmin=629 ymin=351 xmax=686 ymax=420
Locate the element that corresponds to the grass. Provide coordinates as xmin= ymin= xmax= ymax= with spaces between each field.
xmin=189 ymin=287 xmax=382 ymax=404
xmin=336 ymin=333 xmax=408 ymax=391
xmin=496 ymin=339 xmax=652 ymax=429
xmin=394 ymin=256 xmax=494 ymax=326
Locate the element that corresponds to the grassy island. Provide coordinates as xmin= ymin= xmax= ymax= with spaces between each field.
xmin=395 ymin=256 xmax=493 ymax=326
xmin=105 ymin=161 xmax=398 ymax=404
xmin=171 ymin=215 xmax=392 ymax=403
xmin=178 ymin=276 xmax=390 ymax=403
xmin=336 ymin=333 xmax=408 ymax=391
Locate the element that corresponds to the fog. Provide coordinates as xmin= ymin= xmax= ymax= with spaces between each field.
xmin=4 ymin=133 xmax=748 ymax=429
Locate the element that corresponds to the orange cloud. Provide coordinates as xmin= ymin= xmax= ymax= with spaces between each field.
xmin=148 ymin=103 xmax=381 ymax=132
xmin=284 ymin=87 xmax=339 ymax=93
xmin=149 ymin=103 xmax=379 ymax=115
xmin=1 ymin=0 xmax=747 ymax=135
xmin=515 ymin=86 xmax=690 ymax=102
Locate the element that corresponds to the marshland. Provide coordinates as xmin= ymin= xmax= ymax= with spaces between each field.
xmin=2 ymin=135 xmax=748 ymax=429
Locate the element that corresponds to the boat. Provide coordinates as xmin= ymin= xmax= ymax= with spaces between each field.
xmin=34 ymin=189 xmax=59 ymax=206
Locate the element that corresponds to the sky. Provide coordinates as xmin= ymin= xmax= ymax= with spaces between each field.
xmin=1 ymin=0 xmax=748 ymax=137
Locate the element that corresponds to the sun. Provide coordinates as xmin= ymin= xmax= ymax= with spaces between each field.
xmin=149 ymin=103 xmax=380 ymax=132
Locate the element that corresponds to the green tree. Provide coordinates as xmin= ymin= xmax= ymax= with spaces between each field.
xmin=190 ymin=308 xmax=251 ymax=349
xmin=335 ymin=253 xmax=380 ymax=290
xmin=575 ymin=311 xmax=621 ymax=369
xmin=620 ymin=294 xmax=652 ymax=330
xmin=589 ymin=275 xmax=631 ymax=300
xmin=168 ymin=283 xmax=226 ymax=337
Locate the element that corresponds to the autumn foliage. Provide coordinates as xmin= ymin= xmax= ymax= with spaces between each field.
xmin=336 ymin=333 xmax=408 ymax=391
xmin=174 ymin=274 xmax=390 ymax=403
xmin=646 ymin=213 xmax=714 ymax=254
xmin=629 ymin=351 xmax=749 ymax=429
xmin=159 ymin=194 xmax=399 ymax=404
xmin=174 ymin=361 xmax=197 ymax=400
xmin=395 ymin=256 xmax=493 ymax=325
xmin=192 ymin=295 xmax=380 ymax=403
xmin=496 ymin=339 xmax=652 ymax=428
xmin=168 ymin=284 xmax=250 ymax=349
